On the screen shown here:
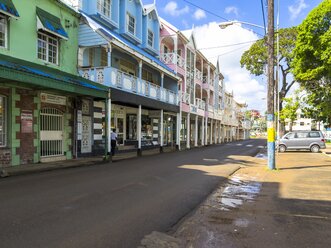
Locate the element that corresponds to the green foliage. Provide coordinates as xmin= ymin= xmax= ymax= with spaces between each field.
xmin=302 ymin=86 xmax=331 ymax=125
xmin=280 ymin=97 xmax=300 ymax=123
xmin=293 ymin=0 xmax=331 ymax=84
xmin=240 ymin=27 xmax=297 ymax=76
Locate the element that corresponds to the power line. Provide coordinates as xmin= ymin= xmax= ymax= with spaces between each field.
xmin=181 ymin=0 xmax=265 ymax=37
xmin=208 ymin=44 xmax=251 ymax=59
xmin=198 ymin=39 xmax=259 ymax=50
xmin=260 ymin=0 xmax=267 ymax=35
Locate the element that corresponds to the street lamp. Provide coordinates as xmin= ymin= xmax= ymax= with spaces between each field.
xmin=218 ymin=2 xmax=277 ymax=171
xmin=219 ymin=21 xmax=265 ymax=31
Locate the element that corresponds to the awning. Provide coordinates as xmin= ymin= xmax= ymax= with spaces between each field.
xmin=0 ymin=0 xmax=19 ymax=19
xmin=36 ymin=7 xmax=68 ymax=40
xmin=0 ymin=53 xmax=108 ymax=99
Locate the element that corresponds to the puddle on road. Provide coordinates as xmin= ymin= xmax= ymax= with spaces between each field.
xmin=217 ymin=175 xmax=262 ymax=211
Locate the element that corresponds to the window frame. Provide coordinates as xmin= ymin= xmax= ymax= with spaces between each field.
xmin=147 ymin=29 xmax=154 ymax=48
xmin=37 ymin=31 xmax=59 ymax=65
xmin=97 ymin=0 xmax=112 ymax=18
xmin=126 ymin=12 xmax=135 ymax=35
xmin=0 ymin=95 xmax=7 ymax=147
xmin=0 ymin=14 xmax=8 ymax=49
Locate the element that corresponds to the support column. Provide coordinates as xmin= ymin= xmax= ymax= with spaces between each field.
xmin=176 ymin=112 xmax=181 ymax=150
xmin=214 ymin=121 xmax=217 ymax=144
xmin=186 ymin=113 xmax=190 ymax=149
xmin=205 ymin=117 xmax=208 ymax=145
xmin=161 ymin=72 xmax=164 ymax=88
xmin=194 ymin=115 xmax=198 ymax=147
xmin=218 ymin=121 xmax=222 ymax=143
xmin=160 ymin=109 xmax=164 ymax=152
xmin=210 ymin=119 xmax=213 ymax=144
xmin=137 ymin=105 xmax=142 ymax=156
xmin=138 ymin=60 xmax=143 ymax=93
xmin=107 ymin=43 xmax=112 ymax=67
xmin=106 ymin=89 xmax=111 ymax=160
xmin=202 ymin=117 xmax=205 ymax=146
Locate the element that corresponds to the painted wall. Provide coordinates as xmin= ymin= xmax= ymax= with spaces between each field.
xmin=0 ymin=0 xmax=79 ymax=75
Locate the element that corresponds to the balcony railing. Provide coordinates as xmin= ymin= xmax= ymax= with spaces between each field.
xmin=195 ymin=98 xmax=206 ymax=110
xmin=202 ymin=76 xmax=208 ymax=84
xmin=182 ymin=92 xmax=190 ymax=104
xmin=80 ymin=67 xmax=178 ymax=105
xmin=160 ymin=53 xmax=185 ymax=68
xmin=195 ymin=68 xmax=203 ymax=81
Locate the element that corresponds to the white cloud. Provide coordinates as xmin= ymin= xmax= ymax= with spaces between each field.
xmin=192 ymin=22 xmax=266 ymax=112
xmin=225 ymin=6 xmax=239 ymax=17
xmin=288 ymin=0 xmax=308 ymax=20
xmin=193 ymin=9 xmax=206 ymax=20
xmin=164 ymin=1 xmax=189 ymax=17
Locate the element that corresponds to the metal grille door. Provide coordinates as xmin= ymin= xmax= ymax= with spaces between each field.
xmin=40 ymin=108 xmax=64 ymax=157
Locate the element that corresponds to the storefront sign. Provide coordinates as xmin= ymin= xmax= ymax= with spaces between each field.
xmin=41 ymin=93 xmax=66 ymax=105
xmin=21 ymin=110 xmax=33 ymax=133
xmin=149 ymin=110 xmax=161 ymax=118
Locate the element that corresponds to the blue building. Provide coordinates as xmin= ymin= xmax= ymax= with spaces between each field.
xmin=77 ymin=0 xmax=180 ymax=154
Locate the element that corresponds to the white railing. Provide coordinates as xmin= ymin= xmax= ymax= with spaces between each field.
xmin=202 ymin=76 xmax=208 ymax=85
xmin=195 ymin=69 xmax=203 ymax=81
xmin=80 ymin=67 xmax=178 ymax=105
xmin=182 ymin=92 xmax=190 ymax=104
xmin=195 ymin=98 xmax=206 ymax=110
xmin=160 ymin=53 xmax=185 ymax=68
xmin=208 ymin=104 xmax=214 ymax=113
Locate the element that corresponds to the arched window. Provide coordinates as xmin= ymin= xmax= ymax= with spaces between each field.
xmin=0 ymin=95 xmax=7 ymax=147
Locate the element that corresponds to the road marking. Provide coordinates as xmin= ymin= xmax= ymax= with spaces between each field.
xmin=203 ymin=158 xmax=219 ymax=162
xmin=246 ymin=144 xmax=253 ymax=147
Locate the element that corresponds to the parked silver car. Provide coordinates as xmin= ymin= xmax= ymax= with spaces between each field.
xmin=278 ymin=131 xmax=326 ymax=153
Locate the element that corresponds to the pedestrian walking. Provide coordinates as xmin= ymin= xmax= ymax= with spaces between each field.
xmin=111 ymin=128 xmax=117 ymax=156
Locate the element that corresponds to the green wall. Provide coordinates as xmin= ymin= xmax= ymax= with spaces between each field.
xmin=0 ymin=0 xmax=79 ymax=75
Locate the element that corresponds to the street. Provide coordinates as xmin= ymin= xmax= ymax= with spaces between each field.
xmin=0 ymin=139 xmax=265 ymax=248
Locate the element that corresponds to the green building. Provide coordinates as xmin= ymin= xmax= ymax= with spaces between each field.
xmin=0 ymin=0 xmax=108 ymax=167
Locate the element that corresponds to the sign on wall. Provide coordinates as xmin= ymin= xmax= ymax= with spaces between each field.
xmin=21 ymin=110 xmax=33 ymax=133
xmin=41 ymin=93 xmax=67 ymax=105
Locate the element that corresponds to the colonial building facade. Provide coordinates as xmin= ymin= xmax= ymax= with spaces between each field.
xmin=0 ymin=0 xmax=109 ymax=168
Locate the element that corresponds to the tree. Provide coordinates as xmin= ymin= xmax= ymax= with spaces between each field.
xmin=292 ymin=0 xmax=331 ymax=85
xmin=279 ymin=96 xmax=300 ymax=132
xmin=240 ymin=27 xmax=298 ymax=135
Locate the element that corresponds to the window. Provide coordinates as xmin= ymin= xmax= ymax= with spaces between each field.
xmin=296 ymin=132 xmax=308 ymax=138
xmin=142 ymin=69 xmax=153 ymax=82
xmin=127 ymin=13 xmax=135 ymax=35
xmin=0 ymin=14 xmax=8 ymax=48
xmin=309 ymin=132 xmax=321 ymax=138
xmin=148 ymin=29 xmax=154 ymax=47
xmin=0 ymin=96 xmax=6 ymax=147
xmin=285 ymin=132 xmax=295 ymax=139
xmin=97 ymin=0 xmax=112 ymax=17
xmin=38 ymin=32 xmax=59 ymax=64
xmin=120 ymin=59 xmax=136 ymax=76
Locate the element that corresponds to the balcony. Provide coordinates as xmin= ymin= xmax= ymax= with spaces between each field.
xmin=80 ymin=67 xmax=178 ymax=106
xmin=202 ymin=76 xmax=209 ymax=90
xmin=195 ymin=98 xmax=206 ymax=110
xmin=160 ymin=53 xmax=185 ymax=75
xmin=194 ymin=68 xmax=203 ymax=84
xmin=181 ymin=92 xmax=190 ymax=104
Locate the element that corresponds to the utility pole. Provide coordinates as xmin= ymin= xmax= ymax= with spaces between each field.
xmin=267 ymin=0 xmax=276 ymax=170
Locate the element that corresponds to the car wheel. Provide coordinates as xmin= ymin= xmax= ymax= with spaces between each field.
xmin=279 ymin=145 xmax=286 ymax=152
xmin=310 ymin=145 xmax=320 ymax=153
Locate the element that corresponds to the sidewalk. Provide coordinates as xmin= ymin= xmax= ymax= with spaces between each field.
xmin=140 ymin=149 xmax=331 ymax=248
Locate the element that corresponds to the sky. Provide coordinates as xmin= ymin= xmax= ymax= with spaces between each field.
xmin=142 ymin=0 xmax=323 ymax=112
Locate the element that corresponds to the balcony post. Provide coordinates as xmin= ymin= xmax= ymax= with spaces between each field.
xmin=186 ymin=113 xmax=190 ymax=149
xmin=210 ymin=119 xmax=213 ymax=144
xmin=138 ymin=60 xmax=143 ymax=94
xmin=194 ymin=115 xmax=198 ymax=147
xmin=107 ymin=43 xmax=112 ymax=67
xmin=160 ymin=109 xmax=164 ymax=152
xmin=202 ymin=116 xmax=205 ymax=146
xmin=174 ymin=36 xmax=178 ymax=74
xmin=137 ymin=105 xmax=142 ymax=156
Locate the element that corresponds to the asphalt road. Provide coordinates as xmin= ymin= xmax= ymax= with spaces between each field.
xmin=0 ymin=139 xmax=265 ymax=248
